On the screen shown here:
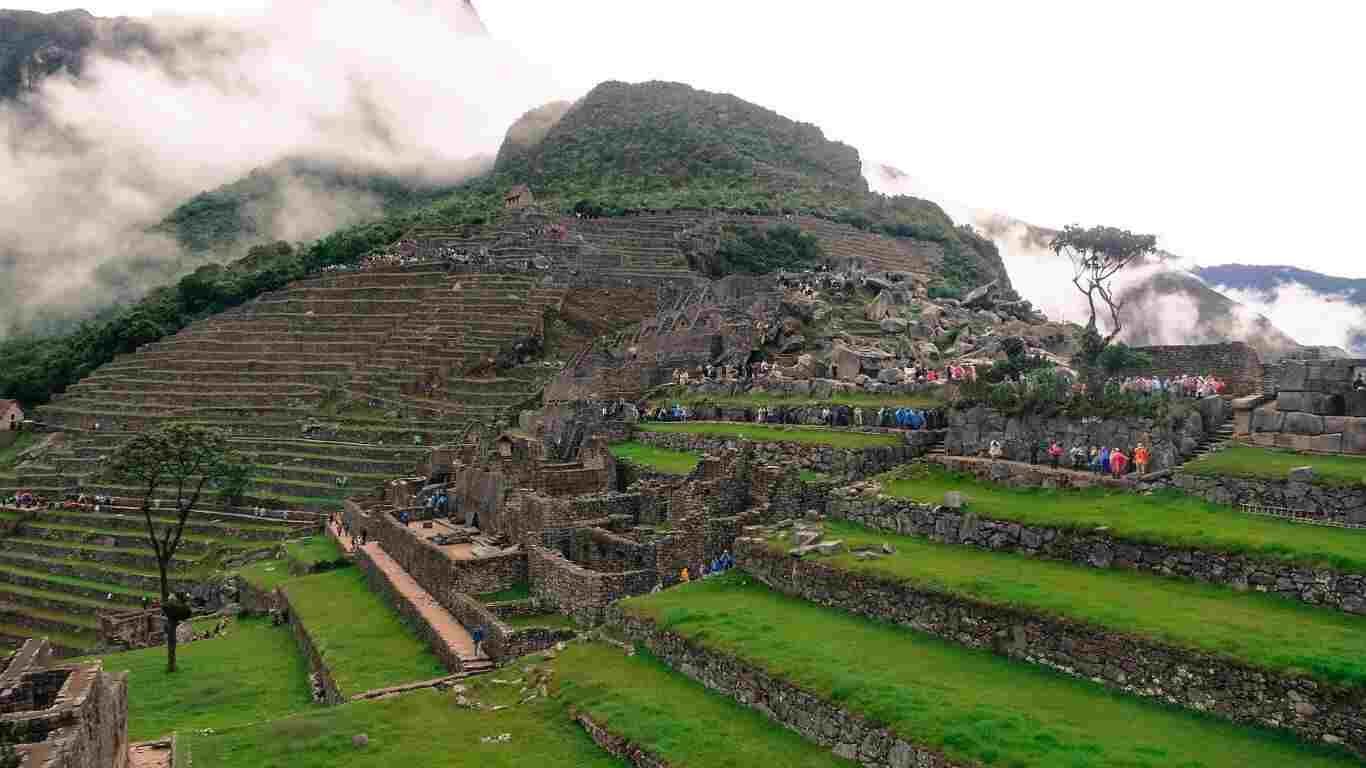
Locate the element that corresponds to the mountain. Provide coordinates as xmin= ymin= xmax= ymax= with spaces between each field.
xmin=1193 ymin=264 xmax=1366 ymax=306
xmin=0 ymin=8 xmax=154 ymax=102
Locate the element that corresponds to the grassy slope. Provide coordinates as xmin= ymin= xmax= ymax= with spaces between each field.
xmin=239 ymin=535 xmax=347 ymax=591
xmin=0 ymin=431 xmax=38 ymax=469
xmin=87 ymin=617 xmax=313 ymax=741
xmin=622 ymin=575 xmax=1359 ymax=768
xmin=1188 ymin=443 xmax=1366 ymax=486
xmin=281 ymin=569 xmax=446 ymax=696
xmin=809 ymin=521 xmax=1366 ymax=685
xmin=609 ymin=442 xmax=700 ymax=475
xmin=884 ymin=466 xmax=1366 ymax=571
xmin=638 ymin=422 xmax=902 ymax=449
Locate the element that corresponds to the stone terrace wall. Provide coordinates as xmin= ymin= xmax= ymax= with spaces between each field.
xmin=635 ymin=429 xmax=931 ymax=479
xmin=575 ymin=711 xmax=674 ymax=768
xmin=277 ymin=588 xmax=344 ymax=704
xmin=606 ymin=607 xmax=963 ymax=768
xmin=527 ymin=545 xmax=655 ymax=624
xmin=353 ymin=545 xmax=463 ymax=674
xmin=946 ymin=398 xmax=1227 ymax=472
xmin=737 ymin=539 xmax=1366 ymax=754
xmin=826 ymin=490 xmax=1366 ymax=615
xmin=1129 ymin=342 xmax=1264 ymax=396
xmin=1148 ymin=472 xmax=1366 ymax=528
xmin=343 ymin=501 xmax=526 ymax=596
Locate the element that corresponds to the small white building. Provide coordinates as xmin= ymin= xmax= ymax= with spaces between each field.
xmin=0 ymin=400 xmax=23 ymax=430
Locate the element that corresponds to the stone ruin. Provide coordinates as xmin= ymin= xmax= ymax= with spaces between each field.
xmin=1240 ymin=358 xmax=1366 ymax=454
xmin=0 ymin=639 xmax=128 ymax=768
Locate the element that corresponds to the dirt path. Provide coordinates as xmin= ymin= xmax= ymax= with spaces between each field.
xmin=361 ymin=542 xmax=485 ymax=663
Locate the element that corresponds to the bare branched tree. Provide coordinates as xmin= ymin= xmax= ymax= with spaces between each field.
xmin=1050 ymin=224 xmax=1158 ymax=366
xmin=108 ymin=424 xmax=249 ymax=673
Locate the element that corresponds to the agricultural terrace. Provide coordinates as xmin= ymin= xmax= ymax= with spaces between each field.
xmin=281 ymin=568 xmax=447 ymax=696
xmin=637 ymin=422 xmax=903 ymax=449
xmin=784 ymin=521 xmax=1366 ymax=686
xmin=883 ymin=466 xmax=1366 ymax=572
xmin=1188 ymin=444 xmax=1366 ymax=486
xmin=621 ymin=575 xmax=1360 ymax=768
xmin=84 ymin=617 xmax=313 ymax=742
xmin=653 ymin=386 xmax=944 ymax=411
xmin=609 ymin=442 xmax=701 ymax=475
xmin=239 ymin=535 xmax=348 ymax=590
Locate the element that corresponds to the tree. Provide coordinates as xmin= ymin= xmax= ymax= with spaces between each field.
xmin=1050 ymin=224 xmax=1158 ymax=367
xmin=108 ymin=425 xmax=249 ymax=672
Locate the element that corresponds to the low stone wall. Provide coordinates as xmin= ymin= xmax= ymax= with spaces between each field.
xmin=606 ymin=608 xmax=963 ymax=768
xmin=1127 ymin=342 xmax=1264 ymax=397
xmin=277 ymin=588 xmax=344 ymax=704
xmin=635 ymin=428 xmax=933 ymax=479
xmin=353 ymin=545 xmax=463 ymax=675
xmin=575 ymin=711 xmax=673 ymax=768
xmin=737 ymin=538 xmax=1366 ymax=755
xmin=528 ymin=545 xmax=656 ymax=624
xmin=1146 ymin=472 xmax=1366 ymax=527
xmin=945 ymin=398 xmax=1227 ymax=472
xmin=827 ymin=491 xmax=1366 ymax=615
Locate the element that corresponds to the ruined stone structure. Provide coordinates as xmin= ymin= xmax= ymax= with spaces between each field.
xmin=1244 ymin=358 xmax=1366 ymax=454
xmin=1127 ymin=342 xmax=1265 ymax=397
xmin=0 ymin=639 xmax=129 ymax=768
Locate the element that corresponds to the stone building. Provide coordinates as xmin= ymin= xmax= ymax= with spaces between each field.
xmin=0 ymin=399 xmax=22 ymax=431
xmin=0 ymin=638 xmax=129 ymax=768
xmin=1242 ymin=357 xmax=1366 ymax=453
xmin=504 ymin=184 xmax=534 ymax=209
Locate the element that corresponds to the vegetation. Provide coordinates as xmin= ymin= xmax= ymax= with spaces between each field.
xmin=239 ymin=536 xmax=349 ymax=591
xmin=609 ymin=442 xmax=701 ymax=475
xmin=1186 ymin=443 xmax=1366 ymax=487
xmin=693 ymin=225 xmax=824 ymax=277
xmin=637 ymin=422 xmax=903 ymax=449
xmin=501 ymin=613 xmax=578 ymax=631
xmin=88 ymin=617 xmax=313 ymax=741
xmin=0 ymin=432 xmax=38 ymax=470
xmin=476 ymin=582 xmax=532 ymax=603
xmin=558 ymin=643 xmax=852 ymax=767
xmin=280 ymin=569 xmax=446 ymax=696
xmin=881 ymin=465 xmax=1366 ymax=571
xmin=108 ymin=424 xmax=251 ymax=672
xmin=622 ymin=574 xmax=1360 ymax=768
xmin=1051 ymin=224 xmax=1158 ymax=372
xmin=797 ymin=521 xmax=1366 ymax=685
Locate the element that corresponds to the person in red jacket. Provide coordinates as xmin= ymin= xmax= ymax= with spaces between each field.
xmin=1047 ymin=440 xmax=1063 ymax=469
xmin=1109 ymin=447 xmax=1129 ymax=478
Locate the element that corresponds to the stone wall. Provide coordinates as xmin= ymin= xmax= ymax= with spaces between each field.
xmin=1148 ymin=472 xmax=1366 ymax=528
xmin=1248 ymin=359 xmax=1366 ymax=454
xmin=635 ymin=428 xmax=931 ymax=479
xmin=277 ymin=587 xmax=344 ymax=704
xmin=826 ymin=490 xmax=1366 ymax=615
xmin=0 ymin=644 xmax=129 ymax=768
xmin=575 ymin=711 xmax=673 ymax=768
xmin=1128 ymin=342 xmax=1264 ymax=397
xmin=606 ymin=608 xmax=963 ymax=768
xmin=930 ymin=455 xmax=1136 ymax=489
xmin=945 ymin=398 xmax=1227 ymax=471
xmin=527 ymin=545 xmax=656 ymax=624
xmin=353 ymin=545 xmax=463 ymax=675
xmin=737 ymin=538 xmax=1366 ymax=754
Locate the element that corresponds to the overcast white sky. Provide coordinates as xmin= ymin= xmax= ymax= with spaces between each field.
xmin=22 ymin=0 xmax=1366 ymax=277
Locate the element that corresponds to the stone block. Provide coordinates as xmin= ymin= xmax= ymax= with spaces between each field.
xmin=1288 ymin=466 xmax=1316 ymax=483
xmin=943 ymin=491 xmax=965 ymax=509
xmin=1343 ymin=418 xmax=1366 ymax=454
xmin=1309 ymin=434 xmax=1343 ymax=453
xmin=1324 ymin=416 xmax=1348 ymax=435
xmin=1283 ymin=411 xmax=1324 ymax=436
xmin=1348 ymin=392 xmax=1366 ymax=418
xmin=1278 ymin=361 xmax=1308 ymax=391
xmin=1251 ymin=408 xmax=1283 ymax=433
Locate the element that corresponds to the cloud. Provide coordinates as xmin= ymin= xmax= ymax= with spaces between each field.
xmin=1215 ymin=281 xmax=1366 ymax=355
xmin=0 ymin=0 xmax=557 ymax=338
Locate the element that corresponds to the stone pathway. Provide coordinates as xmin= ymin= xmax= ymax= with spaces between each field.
xmin=128 ymin=741 xmax=172 ymax=768
xmin=361 ymin=542 xmax=486 ymax=665
xmin=328 ymin=517 xmax=356 ymax=554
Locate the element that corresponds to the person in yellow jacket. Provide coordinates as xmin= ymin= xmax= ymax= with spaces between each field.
xmin=1134 ymin=443 xmax=1150 ymax=475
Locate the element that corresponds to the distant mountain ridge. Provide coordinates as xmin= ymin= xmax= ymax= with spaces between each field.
xmin=1194 ymin=264 xmax=1366 ymax=305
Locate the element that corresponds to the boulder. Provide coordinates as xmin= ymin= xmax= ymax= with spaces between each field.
xmin=877 ymin=367 xmax=904 ymax=384
xmin=943 ymin=491 xmax=965 ymax=509
xmin=1283 ymin=411 xmax=1325 ymax=436
xmin=1288 ymin=466 xmax=1316 ymax=483
xmin=880 ymin=317 xmax=908 ymax=334
xmin=1251 ymin=408 xmax=1284 ymax=434
xmin=865 ymin=290 xmax=898 ymax=321
xmin=780 ymin=334 xmax=806 ymax=353
xmin=961 ymin=279 xmax=999 ymax=309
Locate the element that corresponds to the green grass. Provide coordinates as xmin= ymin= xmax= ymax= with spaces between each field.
xmin=557 ymin=643 xmax=852 ymax=767
xmin=638 ymin=422 xmax=903 ymax=449
xmin=1188 ymin=443 xmax=1366 ymax=486
xmin=609 ymin=441 xmax=700 ymax=475
xmin=281 ymin=569 xmax=446 ymax=696
xmin=622 ymin=574 xmax=1360 ymax=768
xmin=796 ymin=520 xmax=1366 ymax=685
xmin=0 ymin=431 xmax=39 ymax=469
xmin=502 ymin=613 xmax=577 ymax=631
xmin=798 ymin=470 xmax=834 ymax=483
xmin=285 ymin=536 xmax=345 ymax=567
xmin=883 ymin=465 xmax=1366 ymax=572
xmin=477 ymin=582 xmax=531 ymax=603
xmin=238 ymin=558 xmax=297 ymax=591
xmin=87 ymin=616 xmax=314 ymax=741
xmin=0 ymin=563 xmax=156 ymax=599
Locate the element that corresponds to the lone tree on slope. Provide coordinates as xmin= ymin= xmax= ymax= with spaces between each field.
xmin=109 ymin=424 xmax=249 ymax=673
xmin=1050 ymin=224 xmax=1158 ymax=370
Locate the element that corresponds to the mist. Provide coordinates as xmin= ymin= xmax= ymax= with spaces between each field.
xmin=1215 ymin=282 xmax=1366 ymax=356
xmin=0 ymin=0 xmax=557 ymax=339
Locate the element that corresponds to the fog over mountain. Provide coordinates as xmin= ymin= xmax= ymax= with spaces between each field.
xmin=0 ymin=1 xmax=551 ymax=338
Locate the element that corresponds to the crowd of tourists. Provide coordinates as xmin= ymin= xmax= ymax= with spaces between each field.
xmin=672 ymin=550 xmax=737 ymax=586
xmin=1109 ymin=374 xmax=1228 ymax=398
xmin=985 ymin=438 xmax=1156 ymax=478
xmin=641 ymin=402 xmax=946 ymax=431
xmin=684 ymin=361 xmax=978 ymax=388
xmin=3 ymin=491 xmax=43 ymax=509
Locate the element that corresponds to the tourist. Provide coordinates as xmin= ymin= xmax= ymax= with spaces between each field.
xmin=680 ymin=567 xmax=690 ymax=583
xmin=1099 ymin=446 xmax=1111 ymax=475
xmin=1048 ymin=440 xmax=1063 ymax=469
xmin=1069 ymin=445 xmax=1087 ymax=471
xmin=1134 ymin=443 xmax=1150 ymax=475
xmin=472 ymin=626 xmax=485 ymax=656
xmin=1110 ymin=447 xmax=1128 ymax=479
xmin=1088 ymin=447 xmax=1102 ymax=474
xmin=988 ymin=440 xmax=1003 ymax=461
xmin=1355 ymin=373 xmax=1366 ymax=391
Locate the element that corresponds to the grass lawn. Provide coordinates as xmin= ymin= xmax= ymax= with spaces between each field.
xmin=883 ymin=466 xmax=1366 ymax=572
xmin=638 ymin=422 xmax=903 ymax=449
xmin=1188 ymin=443 xmax=1366 ymax=486
xmin=281 ymin=569 xmax=446 ymax=696
xmin=622 ymin=575 xmax=1360 ymax=768
xmin=502 ymin=612 xmax=577 ymax=631
xmin=0 ymin=431 xmax=39 ymax=469
xmin=285 ymin=535 xmax=346 ymax=567
xmin=557 ymin=642 xmax=853 ymax=767
xmin=238 ymin=558 xmax=297 ymax=591
xmin=184 ymin=671 xmax=623 ymax=768
xmin=477 ymin=582 xmax=531 ymax=603
xmin=87 ymin=617 xmax=313 ymax=741
xmin=609 ymin=441 xmax=700 ymax=475
xmin=799 ymin=521 xmax=1366 ymax=685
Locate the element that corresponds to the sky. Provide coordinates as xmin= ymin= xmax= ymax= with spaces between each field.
xmin=17 ymin=0 xmax=1366 ymax=278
